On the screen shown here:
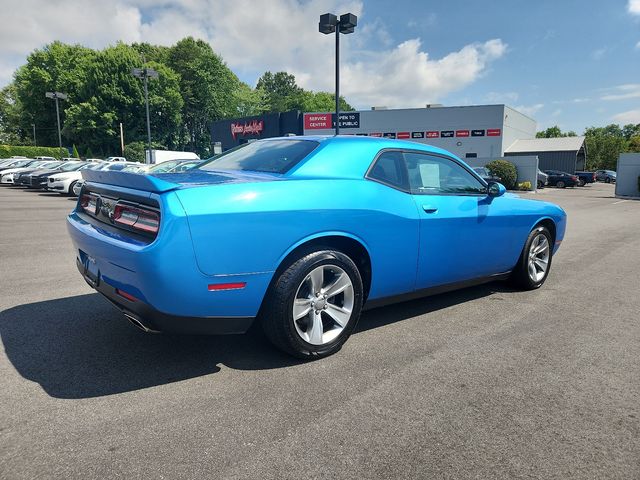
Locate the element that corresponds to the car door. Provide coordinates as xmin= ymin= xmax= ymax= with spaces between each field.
xmin=403 ymin=151 xmax=517 ymax=289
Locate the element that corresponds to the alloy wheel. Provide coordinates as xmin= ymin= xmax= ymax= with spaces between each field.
xmin=527 ymin=233 xmax=550 ymax=283
xmin=292 ymin=264 xmax=354 ymax=345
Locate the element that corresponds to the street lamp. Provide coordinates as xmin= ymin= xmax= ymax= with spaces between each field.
xmin=45 ymin=91 xmax=67 ymax=150
xmin=131 ymin=66 xmax=159 ymax=163
xmin=31 ymin=123 xmax=36 ymax=146
xmin=319 ymin=12 xmax=357 ymax=135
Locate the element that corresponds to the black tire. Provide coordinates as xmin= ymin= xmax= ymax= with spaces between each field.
xmin=578 ymin=178 xmax=586 ymax=187
xmin=261 ymin=250 xmax=364 ymax=359
xmin=68 ymin=181 xmax=78 ymax=195
xmin=556 ymin=180 xmax=565 ymax=188
xmin=605 ymin=177 xmax=611 ymax=183
xmin=510 ymin=225 xmax=553 ymax=290
xmin=537 ymin=180 xmax=544 ymax=189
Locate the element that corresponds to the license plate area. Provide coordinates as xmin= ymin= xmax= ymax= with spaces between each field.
xmin=79 ymin=249 xmax=100 ymax=287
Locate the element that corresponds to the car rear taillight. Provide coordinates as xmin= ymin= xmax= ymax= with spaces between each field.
xmin=113 ymin=203 xmax=160 ymax=234
xmin=80 ymin=193 xmax=99 ymax=215
xmin=572 ymin=176 xmax=578 ymax=181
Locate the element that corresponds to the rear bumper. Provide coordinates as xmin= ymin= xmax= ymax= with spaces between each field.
xmin=76 ymin=256 xmax=255 ymax=335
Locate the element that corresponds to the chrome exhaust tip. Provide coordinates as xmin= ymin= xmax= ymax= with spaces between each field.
xmin=124 ymin=313 xmax=160 ymax=333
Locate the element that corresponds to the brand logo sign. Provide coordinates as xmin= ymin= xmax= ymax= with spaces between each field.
xmin=397 ymin=132 xmax=410 ymax=139
xmin=383 ymin=132 xmax=396 ymax=139
xmin=411 ymin=132 xmax=425 ymax=139
xmin=426 ymin=131 xmax=440 ymax=138
xmin=440 ymin=130 xmax=454 ymax=138
xmin=471 ymin=129 xmax=485 ymax=137
xmin=231 ymin=120 xmax=264 ymax=139
xmin=455 ymin=130 xmax=470 ymax=137
xmin=487 ymin=128 xmax=501 ymax=136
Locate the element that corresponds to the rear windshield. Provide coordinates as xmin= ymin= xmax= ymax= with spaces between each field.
xmin=198 ymin=140 xmax=319 ymax=174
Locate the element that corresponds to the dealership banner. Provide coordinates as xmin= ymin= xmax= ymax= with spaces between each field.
xmin=440 ymin=130 xmax=454 ymax=138
xmin=487 ymin=128 xmax=501 ymax=136
xmin=471 ymin=130 xmax=485 ymax=136
xmin=230 ymin=120 xmax=264 ymax=140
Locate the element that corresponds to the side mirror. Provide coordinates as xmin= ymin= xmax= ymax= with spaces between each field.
xmin=487 ymin=181 xmax=506 ymax=197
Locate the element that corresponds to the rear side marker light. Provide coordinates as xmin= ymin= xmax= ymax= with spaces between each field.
xmin=113 ymin=203 xmax=160 ymax=234
xmin=208 ymin=282 xmax=247 ymax=291
xmin=116 ymin=289 xmax=138 ymax=302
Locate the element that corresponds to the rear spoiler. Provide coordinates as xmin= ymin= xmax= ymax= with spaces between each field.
xmin=81 ymin=170 xmax=179 ymax=193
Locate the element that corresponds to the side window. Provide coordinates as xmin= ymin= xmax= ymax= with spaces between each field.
xmin=404 ymin=152 xmax=486 ymax=195
xmin=368 ymin=151 xmax=407 ymax=190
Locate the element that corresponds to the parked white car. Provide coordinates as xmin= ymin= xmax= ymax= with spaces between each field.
xmin=0 ymin=161 xmax=60 ymax=184
xmin=105 ymin=156 xmax=127 ymax=162
xmin=46 ymin=163 xmax=103 ymax=194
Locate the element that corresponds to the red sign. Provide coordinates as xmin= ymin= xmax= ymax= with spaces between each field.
xmin=369 ymin=132 xmax=383 ymax=137
xmin=455 ymin=130 xmax=470 ymax=137
xmin=397 ymin=132 xmax=410 ymax=139
xmin=303 ymin=113 xmax=332 ymax=130
xmin=231 ymin=120 xmax=264 ymax=139
xmin=487 ymin=128 xmax=501 ymax=136
xmin=426 ymin=131 xmax=439 ymax=138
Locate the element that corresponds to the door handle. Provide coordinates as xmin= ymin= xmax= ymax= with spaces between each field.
xmin=422 ymin=205 xmax=438 ymax=214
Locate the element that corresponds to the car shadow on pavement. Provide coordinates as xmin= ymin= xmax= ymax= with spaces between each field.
xmin=1 ymin=283 xmax=509 ymax=399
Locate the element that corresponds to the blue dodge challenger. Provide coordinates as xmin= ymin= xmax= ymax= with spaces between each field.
xmin=67 ymin=136 xmax=566 ymax=358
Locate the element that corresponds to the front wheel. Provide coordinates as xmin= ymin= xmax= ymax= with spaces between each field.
xmin=605 ymin=177 xmax=611 ymax=184
xmin=261 ymin=250 xmax=364 ymax=359
xmin=510 ymin=226 xmax=553 ymax=290
xmin=537 ymin=180 xmax=544 ymax=189
xmin=578 ymin=178 xmax=586 ymax=187
xmin=68 ymin=181 xmax=78 ymax=195
xmin=556 ymin=180 xmax=565 ymax=188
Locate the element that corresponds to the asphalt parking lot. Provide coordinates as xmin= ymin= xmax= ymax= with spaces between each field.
xmin=1 ymin=183 xmax=638 ymax=479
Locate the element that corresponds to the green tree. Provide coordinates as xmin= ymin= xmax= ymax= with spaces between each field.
xmin=622 ymin=123 xmax=640 ymax=140
xmin=168 ymin=37 xmax=240 ymax=156
xmin=536 ymin=125 xmax=577 ymax=138
xmin=256 ymin=71 xmax=304 ymax=112
xmin=584 ymin=124 xmax=627 ymax=170
xmin=72 ymin=144 xmax=80 ymax=158
xmin=0 ymin=85 xmax=23 ymax=144
xmin=234 ymin=83 xmax=269 ymax=117
xmin=13 ymin=41 xmax=95 ymax=147
xmin=62 ymin=43 xmax=182 ymax=156
xmin=298 ymin=90 xmax=354 ymax=112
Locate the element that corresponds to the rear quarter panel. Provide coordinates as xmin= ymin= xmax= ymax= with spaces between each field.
xmin=174 ymin=178 xmax=421 ymax=300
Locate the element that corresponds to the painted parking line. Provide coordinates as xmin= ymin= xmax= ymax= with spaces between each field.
xmin=612 ymin=200 xmax=628 ymax=205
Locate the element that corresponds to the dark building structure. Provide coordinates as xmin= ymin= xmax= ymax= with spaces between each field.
xmin=505 ymin=136 xmax=587 ymax=173
xmin=210 ymin=110 xmax=303 ymax=151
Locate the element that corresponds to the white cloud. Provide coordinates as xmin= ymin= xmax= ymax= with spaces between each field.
xmin=484 ymin=91 xmax=519 ymax=104
xmin=612 ymin=109 xmax=640 ymax=123
xmin=0 ymin=0 xmax=507 ymax=109
xmin=514 ymin=103 xmax=544 ymax=117
xmin=629 ymin=0 xmax=640 ymax=14
xmin=601 ymin=84 xmax=640 ymax=101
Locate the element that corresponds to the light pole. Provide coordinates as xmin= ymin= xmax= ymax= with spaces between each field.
xmin=45 ymin=91 xmax=67 ymax=150
xmin=132 ymin=66 xmax=159 ymax=163
xmin=31 ymin=123 xmax=36 ymax=146
xmin=319 ymin=12 xmax=357 ymax=135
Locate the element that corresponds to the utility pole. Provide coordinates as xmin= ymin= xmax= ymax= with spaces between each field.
xmin=45 ymin=92 xmax=67 ymax=150
xmin=119 ymin=122 xmax=125 ymax=156
xmin=132 ymin=66 xmax=159 ymax=163
xmin=32 ymin=123 xmax=36 ymax=146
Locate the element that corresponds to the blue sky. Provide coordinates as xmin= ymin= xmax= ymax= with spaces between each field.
xmin=1 ymin=0 xmax=639 ymax=133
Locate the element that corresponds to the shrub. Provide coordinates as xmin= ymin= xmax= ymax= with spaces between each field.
xmin=0 ymin=145 xmax=67 ymax=159
xmin=485 ymin=159 xmax=518 ymax=189
xmin=517 ymin=181 xmax=533 ymax=191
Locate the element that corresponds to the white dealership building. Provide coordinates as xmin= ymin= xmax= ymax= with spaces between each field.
xmin=302 ymin=104 xmax=537 ymax=160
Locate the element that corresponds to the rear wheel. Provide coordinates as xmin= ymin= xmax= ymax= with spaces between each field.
xmin=537 ymin=180 xmax=544 ymax=189
xmin=605 ymin=177 xmax=611 ymax=183
xmin=510 ymin=226 xmax=553 ymax=290
xmin=556 ymin=180 xmax=565 ymax=188
xmin=261 ymin=250 xmax=363 ymax=359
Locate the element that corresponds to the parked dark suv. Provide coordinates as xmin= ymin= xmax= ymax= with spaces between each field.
xmin=544 ymin=170 xmax=578 ymax=188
